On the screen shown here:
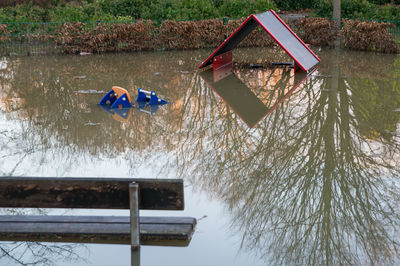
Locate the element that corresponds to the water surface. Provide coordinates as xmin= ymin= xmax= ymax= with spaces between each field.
xmin=0 ymin=47 xmax=400 ymax=265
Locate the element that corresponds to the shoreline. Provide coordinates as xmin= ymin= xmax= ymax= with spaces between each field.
xmin=0 ymin=16 xmax=397 ymax=56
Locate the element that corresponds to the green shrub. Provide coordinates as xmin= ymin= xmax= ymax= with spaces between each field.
xmin=315 ymin=0 xmax=400 ymax=21
xmin=342 ymin=0 xmax=374 ymax=19
xmin=253 ymin=0 xmax=277 ymax=13
xmin=0 ymin=4 xmax=49 ymax=22
xmin=176 ymin=0 xmax=216 ymax=20
xmin=218 ymin=0 xmax=276 ymax=18
xmin=368 ymin=0 xmax=400 ymax=4
xmin=95 ymin=0 xmax=144 ymax=18
xmin=0 ymin=0 xmax=70 ymax=8
xmin=48 ymin=4 xmax=89 ymax=22
xmin=141 ymin=1 xmax=179 ymax=20
xmin=0 ymin=0 xmax=277 ymax=22
xmin=374 ymin=4 xmax=400 ymax=21
xmin=0 ymin=0 xmax=399 ymax=23
xmin=274 ymin=0 xmax=317 ymax=10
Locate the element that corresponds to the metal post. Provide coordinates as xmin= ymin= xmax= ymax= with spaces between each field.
xmin=129 ymin=182 xmax=140 ymax=266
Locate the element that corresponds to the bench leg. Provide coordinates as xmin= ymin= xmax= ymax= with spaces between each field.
xmin=130 ymin=182 xmax=140 ymax=266
xmin=131 ymin=247 xmax=141 ymax=266
xmin=130 ymin=182 xmax=140 ymax=248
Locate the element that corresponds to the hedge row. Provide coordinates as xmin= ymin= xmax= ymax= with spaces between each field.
xmin=53 ymin=18 xmax=275 ymax=53
xmin=297 ymin=17 xmax=397 ymax=53
xmin=341 ymin=19 xmax=398 ymax=53
xmin=0 ymin=17 xmax=397 ymax=54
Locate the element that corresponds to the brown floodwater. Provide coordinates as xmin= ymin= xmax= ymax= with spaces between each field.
xmin=0 ymin=47 xmax=400 ymax=266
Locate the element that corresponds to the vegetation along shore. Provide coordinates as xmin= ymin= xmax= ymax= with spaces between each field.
xmin=0 ymin=0 xmax=398 ymax=55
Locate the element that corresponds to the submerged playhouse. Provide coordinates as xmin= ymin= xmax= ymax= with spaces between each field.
xmin=199 ymin=9 xmax=320 ymax=73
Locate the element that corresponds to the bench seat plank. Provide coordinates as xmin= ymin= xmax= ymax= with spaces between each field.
xmin=0 ymin=215 xmax=196 ymax=246
xmin=0 ymin=177 xmax=184 ymax=210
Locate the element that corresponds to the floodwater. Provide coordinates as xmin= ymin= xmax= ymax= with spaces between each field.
xmin=0 ymin=47 xmax=400 ymax=266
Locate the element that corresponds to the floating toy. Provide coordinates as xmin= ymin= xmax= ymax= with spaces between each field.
xmin=99 ymin=86 xmax=167 ymax=121
xmin=98 ymin=86 xmax=132 ymax=109
xmin=98 ymin=87 xmax=167 ymax=109
xmin=136 ymin=88 xmax=168 ymax=105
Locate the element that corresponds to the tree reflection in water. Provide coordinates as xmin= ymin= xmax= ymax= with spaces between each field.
xmin=0 ymin=241 xmax=87 ymax=265
xmin=186 ymin=52 xmax=400 ymax=265
xmin=0 ymin=49 xmax=399 ymax=265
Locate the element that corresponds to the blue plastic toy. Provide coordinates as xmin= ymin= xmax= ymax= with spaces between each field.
xmin=99 ymin=86 xmax=167 ymax=121
xmin=98 ymin=86 xmax=132 ymax=109
xmin=136 ymin=88 xmax=168 ymax=105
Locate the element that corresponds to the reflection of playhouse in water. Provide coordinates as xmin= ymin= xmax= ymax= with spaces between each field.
xmin=200 ymin=67 xmax=313 ymax=128
xmin=199 ymin=10 xmax=320 ymax=128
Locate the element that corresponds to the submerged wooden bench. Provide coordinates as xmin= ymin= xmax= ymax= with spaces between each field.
xmin=0 ymin=177 xmax=196 ymax=247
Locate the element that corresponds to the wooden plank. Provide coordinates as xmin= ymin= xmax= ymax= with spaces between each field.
xmin=0 ymin=215 xmax=196 ymax=246
xmin=0 ymin=216 xmax=196 ymax=225
xmin=0 ymin=177 xmax=184 ymax=210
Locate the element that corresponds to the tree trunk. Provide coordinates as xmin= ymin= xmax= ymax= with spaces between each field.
xmin=333 ymin=0 xmax=341 ymax=46
xmin=333 ymin=0 xmax=341 ymax=27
